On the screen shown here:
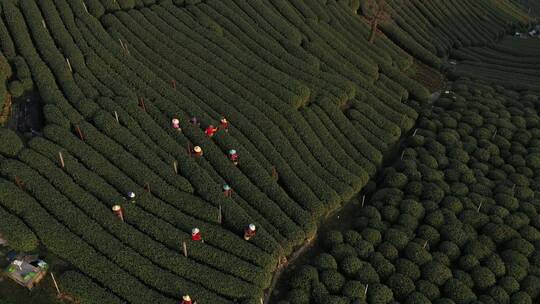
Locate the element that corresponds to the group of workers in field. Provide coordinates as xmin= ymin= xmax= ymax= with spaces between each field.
xmin=172 ymin=116 xmax=239 ymax=166
xmin=127 ymin=115 xmax=258 ymax=304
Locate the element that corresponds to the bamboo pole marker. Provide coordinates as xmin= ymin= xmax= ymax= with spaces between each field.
xmin=271 ymin=166 xmax=278 ymax=181
xmin=42 ymin=20 xmax=46 ymax=29
xmin=400 ymin=150 xmax=405 ymax=160
xmin=362 ymin=195 xmax=366 ymax=207
xmin=75 ymin=125 xmax=84 ymax=141
xmin=50 ymin=272 xmax=61 ymax=296
xmin=58 ymin=152 xmax=65 ymax=169
xmin=260 ymin=298 xmax=263 ymax=304
xmin=66 ymin=58 xmax=72 ymax=72
xmin=423 ymin=240 xmax=428 ymax=249
xmin=15 ymin=176 xmax=24 ymax=190
xmin=173 ymin=160 xmax=178 ymax=174
xmin=112 ymin=205 xmax=124 ymax=222
xmin=413 ymin=128 xmax=418 ymax=136
xmin=119 ymin=39 xmax=125 ymax=51
xmin=82 ymin=2 xmax=88 ymax=12
xmin=138 ymin=97 xmax=146 ymax=111
xmin=183 ymin=241 xmax=188 ymax=257
xmin=172 ymin=79 xmax=176 ymax=89
xmin=492 ymin=129 xmax=497 ymax=139
xmin=364 ymin=284 xmax=369 ymax=297
xmin=144 ymin=183 xmax=151 ymax=193
xmin=477 ymin=202 xmax=482 ymax=212
xmin=114 ymin=111 xmax=119 ymax=123
xmin=124 ymin=43 xmax=130 ymax=55
xmin=218 ymin=205 xmax=222 ymax=224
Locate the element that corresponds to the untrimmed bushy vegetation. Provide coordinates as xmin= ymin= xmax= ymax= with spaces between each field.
xmin=283 ymin=80 xmax=540 ymax=304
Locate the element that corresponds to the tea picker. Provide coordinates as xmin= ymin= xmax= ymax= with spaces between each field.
xmin=171 ymin=118 xmax=181 ymax=131
xmin=220 ymin=117 xmax=229 ymax=132
xmin=189 ymin=117 xmax=200 ymax=127
xmin=191 ymin=228 xmax=202 ymax=242
xmin=127 ymin=191 xmax=136 ymax=203
xmin=244 ymin=224 xmax=257 ymax=240
xmin=181 ymin=294 xmax=196 ymax=304
xmin=205 ymin=125 xmax=218 ymax=137
xmin=228 ymin=149 xmax=239 ymax=166
xmin=223 ymin=184 xmax=233 ymax=197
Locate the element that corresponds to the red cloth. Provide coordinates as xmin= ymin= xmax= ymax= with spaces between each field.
xmin=192 ymin=233 xmax=202 ymax=241
xmin=181 ymin=301 xmax=192 ymax=304
xmin=205 ymin=127 xmax=217 ymax=137
xmin=230 ymin=153 xmax=239 ymax=162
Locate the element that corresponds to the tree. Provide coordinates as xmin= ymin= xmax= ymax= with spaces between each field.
xmin=362 ymin=0 xmax=392 ymax=44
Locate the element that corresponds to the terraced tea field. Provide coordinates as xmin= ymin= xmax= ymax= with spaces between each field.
xmin=0 ymin=0 xmax=537 ymax=304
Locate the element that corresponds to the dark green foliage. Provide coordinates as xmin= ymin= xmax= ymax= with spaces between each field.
xmin=367 ymin=283 xmax=394 ymax=304
xmin=386 ymin=273 xmax=415 ymax=300
xmin=0 ymin=129 xmax=23 ymax=157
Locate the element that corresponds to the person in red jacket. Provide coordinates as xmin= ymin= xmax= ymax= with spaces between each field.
xmin=220 ymin=117 xmax=229 ymax=132
xmin=228 ymin=149 xmax=239 ymax=166
xmin=191 ymin=228 xmax=202 ymax=241
xmin=181 ymin=295 xmax=193 ymax=304
xmin=244 ymin=224 xmax=257 ymax=241
xmin=205 ymin=125 xmax=218 ymax=137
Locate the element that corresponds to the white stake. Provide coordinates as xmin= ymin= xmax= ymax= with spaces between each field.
xmin=361 ymin=195 xmax=365 ymax=207
xmin=477 ymin=202 xmax=482 ymax=212
xmin=364 ymin=284 xmax=369 ymax=297
xmin=400 ymin=150 xmax=405 ymax=160
xmin=66 ymin=58 xmax=72 ymax=72
xmin=42 ymin=20 xmax=46 ymax=29
xmin=82 ymin=2 xmax=88 ymax=13
xmin=119 ymin=39 xmax=125 ymax=51
xmin=114 ymin=111 xmax=119 ymax=123
xmin=492 ymin=129 xmax=497 ymax=139
xmin=183 ymin=241 xmax=188 ymax=257
xmin=218 ymin=205 xmax=222 ymax=224
xmin=58 ymin=152 xmax=65 ymax=169
xmin=50 ymin=272 xmax=61 ymax=296
xmin=173 ymin=160 xmax=178 ymax=174
xmin=413 ymin=128 xmax=418 ymax=136
xmin=423 ymin=240 xmax=428 ymax=249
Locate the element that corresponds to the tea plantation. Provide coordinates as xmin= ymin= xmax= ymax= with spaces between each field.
xmin=0 ymin=0 xmax=537 ymax=303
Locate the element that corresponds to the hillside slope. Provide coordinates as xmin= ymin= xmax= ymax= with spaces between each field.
xmin=0 ymin=0 xmax=532 ymax=303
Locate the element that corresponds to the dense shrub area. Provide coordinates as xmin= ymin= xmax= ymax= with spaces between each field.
xmin=285 ymin=80 xmax=540 ymax=303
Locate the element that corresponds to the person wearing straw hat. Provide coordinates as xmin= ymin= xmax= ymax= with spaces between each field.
xmin=244 ymin=224 xmax=257 ymax=240
xmin=228 ymin=149 xmax=239 ymax=166
xmin=205 ymin=125 xmax=218 ymax=137
xmin=171 ymin=118 xmax=181 ymax=131
xmin=191 ymin=228 xmax=202 ymax=241
xmin=181 ymin=295 xmax=193 ymax=304
xmin=192 ymin=146 xmax=203 ymax=158
xmin=220 ymin=117 xmax=229 ymax=132
xmin=223 ymin=184 xmax=232 ymax=198
xmin=127 ymin=191 xmax=136 ymax=203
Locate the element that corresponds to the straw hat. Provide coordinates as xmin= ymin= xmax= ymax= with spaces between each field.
xmin=128 ymin=192 xmax=136 ymax=198
xmin=229 ymin=149 xmax=237 ymax=155
xmin=172 ymin=118 xmax=179 ymax=124
xmin=194 ymin=146 xmax=202 ymax=153
xmin=192 ymin=228 xmax=200 ymax=235
xmin=112 ymin=205 xmax=122 ymax=212
xmin=223 ymin=184 xmax=231 ymax=191
xmin=182 ymin=295 xmax=191 ymax=301
xmin=249 ymin=224 xmax=256 ymax=231
xmin=221 ymin=118 xmax=227 ymax=123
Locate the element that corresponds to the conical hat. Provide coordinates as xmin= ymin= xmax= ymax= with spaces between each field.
xmin=249 ymin=224 xmax=256 ymax=231
xmin=223 ymin=184 xmax=231 ymax=191
xmin=194 ymin=146 xmax=202 ymax=153
xmin=128 ymin=192 xmax=135 ymax=198
xmin=229 ymin=149 xmax=236 ymax=155
xmin=221 ymin=118 xmax=227 ymax=123
xmin=172 ymin=118 xmax=179 ymax=124
xmin=182 ymin=295 xmax=191 ymax=301
xmin=192 ymin=228 xmax=199 ymax=234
